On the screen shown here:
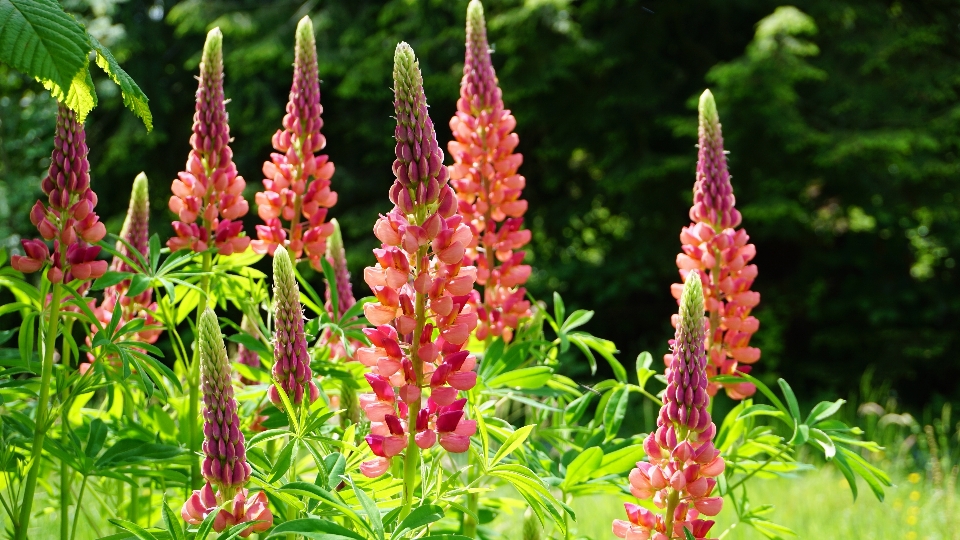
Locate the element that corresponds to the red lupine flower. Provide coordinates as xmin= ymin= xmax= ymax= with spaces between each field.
xmin=252 ymin=16 xmax=337 ymax=270
xmin=12 ymin=104 xmax=107 ymax=283
xmin=358 ymin=43 xmax=479 ymax=477
xmin=668 ymin=89 xmax=760 ymax=399
xmin=614 ymin=274 xmax=724 ymax=540
xmin=182 ymin=309 xmax=272 ymax=536
xmin=448 ymin=0 xmax=531 ymax=343
xmin=168 ymin=28 xmax=250 ymax=256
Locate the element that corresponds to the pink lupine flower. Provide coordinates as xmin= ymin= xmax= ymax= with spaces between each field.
xmin=168 ymin=28 xmax=250 ymax=256
xmin=321 ymin=219 xmax=359 ymax=363
xmin=182 ymin=308 xmax=272 ymax=536
xmin=668 ymin=89 xmax=760 ymax=399
xmin=615 ymin=274 xmax=724 ymax=540
xmin=269 ymin=246 xmax=319 ymax=408
xmin=358 ymin=43 xmax=479 ymax=478
xmin=448 ymin=0 xmax=531 ymax=343
xmin=252 ymin=16 xmax=337 ymax=270
xmin=12 ymin=104 xmax=107 ymax=284
xmin=234 ymin=315 xmax=263 ymax=386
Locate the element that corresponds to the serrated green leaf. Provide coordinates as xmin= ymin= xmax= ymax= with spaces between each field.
xmin=88 ymin=33 xmax=151 ymax=130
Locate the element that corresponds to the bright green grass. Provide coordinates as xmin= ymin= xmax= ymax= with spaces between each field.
xmin=6 ymin=470 xmax=959 ymax=539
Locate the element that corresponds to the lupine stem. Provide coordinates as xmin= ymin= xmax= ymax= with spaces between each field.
xmin=60 ymin=409 xmax=70 ymax=539
xmin=401 ymin=241 xmax=429 ymax=519
xmin=69 ymin=476 xmax=88 ymax=540
xmin=15 ymin=283 xmax=62 ymax=540
xmin=189 ymin=251 xmax=213 ymax=489
xmin=664 ymin=489 xmax=680 ymax=539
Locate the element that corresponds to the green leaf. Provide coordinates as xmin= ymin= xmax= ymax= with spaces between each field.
xmin=635 ymin=351 xmax=656 ymax=388
xmin=552 ymin=291 xmax=565 ymax=323
xmin=569 ymin=332 xmax=626 ymax=382
xmin=266 ymin=518 xmax=366 ymax=540
xmin=269 ymin=438 xmax=296 ymax=483
xmin=683 ymin=526 xmax=696 ymax=540
xmin=603 ymin=386 xmax=629 ymax=441
xmin=391 ymin=504 xmax=444 ymax=540
xmin=592 ymin=443 xmax=645 ymax=478
xmin=107 ymin=518 xmax=160 ymax=540
xmin=486 ymin=366 xmax=553 ymax=389
xmin=490 ymin=424 xmax=535 ymax=467
xmin=561 ymin=446 xmax=602 ymax=490
xmin=347 ymin=476 xmax=383 ymax=540
xmin=777 ymin=378 xmax=801 ymax=421
xmin=0 ymin=0 xmax=95 ymax=118
xmin=560 ymin=309 xmax=593 ymax=332
xmin=88 ymin=33 xmax=152 ymax=130
xmin=92 ymin=271 xmax=132 ymax=290
xmin=805 ymin=399 xmax=845 ymax=426
xmin=160 ymin=497 xmax=184 ymax=540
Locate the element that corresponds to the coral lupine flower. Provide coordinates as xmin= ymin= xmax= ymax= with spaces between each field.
xmin=358 ymin=43 xmax=479 ymax=478
xmin=669 ymin=89 xmax=760 ymax=400
xmin=168 ymin=28 xmax=250 ymax=256
xmin=182 ymin=309 xmax=272 ymax=536
xmin=270 ymin=246 xmax=319 ymax=408
xmin=252 ymin=16 xmax=337 ymax=269
xmin=12 ymin=104 xmax=107 ymax=283
xmin=448 ymin=0 xmax=531 ymax=343
xmin=97 ymin=173 xmax=162 ymax=344
xmin=615 ymin=273 xmax=725 ymax=540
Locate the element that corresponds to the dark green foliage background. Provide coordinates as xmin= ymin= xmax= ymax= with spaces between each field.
xmin=1 ymin=0 xmax=958 ymax=408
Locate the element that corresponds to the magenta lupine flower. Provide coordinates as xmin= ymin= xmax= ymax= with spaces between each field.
xmin=669 ymin=90 xmax=760 ymax=400
xmin=182 ymin=308 xmax=273 ymax=536
xmin=358 ymin=43 xmax=479 ymax=478
xmin=12 ymin=104 xmax=107 ymax=284
xmin=614 ymin=274 xmax=725 ymax=540
xmin=252 ymin=16 xmax=338 ymax=270
xmin=324 ymin=218 xmax=356 ymax=318
xmin=448 ymin=0 xmax=531 ymax=343
xmin=269 ymin=246 xmax=319 ymax=408
xmin=168 ymin=28 xmax=250 ymax=256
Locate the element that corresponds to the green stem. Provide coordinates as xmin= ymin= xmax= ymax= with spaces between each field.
xmin=189 ymin=251 xmax=213 ymax=489
xmin=562 ymin=491 xmax=571 ymax=540
xmin=15 ymin=283 xmax=62 ymax=540
xmin=69 ymin=476 xmax=88 ymax=540
xmin=128 ymin=477 xmax=139 ymax=524
xmin=663 ymin=489 xmax=680 ymax=540
xmin=60 ymin=411 xmax=70 ymax=540
xmin=400 ymin=242 xmax=428 ymax=520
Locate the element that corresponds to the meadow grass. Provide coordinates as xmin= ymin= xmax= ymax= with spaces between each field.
xmin=5 ymin=469 xmax=958 ymax=539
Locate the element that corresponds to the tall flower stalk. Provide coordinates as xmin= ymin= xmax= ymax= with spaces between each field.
xmin=181 ymin=309 xmax=273 ymax=536
xmin=358 ymin=43 xmax=478 ymax=517
xmin=670 ymin=89 xmax=760 ymax=399
xmin=614 ymin=273 xmax=725 ymax=540
xmin=448 ymin=0 xmax=531 ymax=343
xmin=11 ymin=104 xmax=106 ymax=540
xmin=252 ymin=16 xmax=338 ymax=270
xmin=167 ymin=27 xmax=249 ymax=488
xmin=270 ymin=246 xmax=319 ymax=408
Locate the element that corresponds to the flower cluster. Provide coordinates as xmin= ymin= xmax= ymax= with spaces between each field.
xmin=447 ymin=0 xmax=531 ymax=343
xmin=181 ymin=309 xmax=272 ymax=536
xmin=96 ymin=173 xmax=162 ymax=344
xmin=325 ymin=219 xmax=356 ymax=319
xmin=12 ymin=104 xmax=106 ymax=283
xmin=669 ymin=89 xmax=760 ymax=399
xmin=270 ymin=246 xmax=319 ymax=408
xmin=252 ymin=16 xmax=338 ymax=269
xmin=615 ymin=273 xmax=725 ymax=540
xmin=358 ymin=43 xmax=479 ymax=478
xmin=168 ymin=28 xmax=250 ymax=256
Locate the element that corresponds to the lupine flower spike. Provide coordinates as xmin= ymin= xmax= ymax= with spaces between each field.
xmin=270 ymin=246 xmax=319 ymax=408
xmin=97 ymin=173 xmax=162 ymax=343
xmin=13 ymin=104 xmax=107 ymax=284
xmin=325 ymin=218 xmax=356 ymax=318
xmin=253 ymin=16 xmax=338 ymax=269
xmin=181 ymin=309 xmax=273 ymax=536
xmin=670 ymin=89 xmax=760 ymax=399
xmin=168 ymin=28 xmax=250 ymax=255
xmin=448 ymin=0 xmax=531 ymax=343
xmin=614 ymin=273 xmax=725 ymax=540
xmin=358 ymin=42 xmax=479 ymax=478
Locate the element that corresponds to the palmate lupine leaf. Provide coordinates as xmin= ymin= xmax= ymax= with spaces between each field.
xmin=0 ymin=0 xmax=93 ymax=115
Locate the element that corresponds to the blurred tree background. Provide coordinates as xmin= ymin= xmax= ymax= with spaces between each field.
xmin=1 ymin=0 xmax=958 ymax=410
